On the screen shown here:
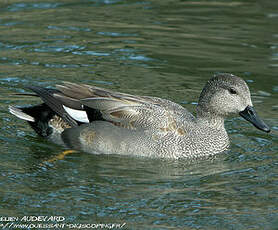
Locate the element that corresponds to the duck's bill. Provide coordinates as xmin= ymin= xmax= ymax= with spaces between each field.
xmin=239 ymin=106 xmax=270 ymax=133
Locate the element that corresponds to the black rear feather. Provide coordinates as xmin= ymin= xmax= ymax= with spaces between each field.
xmin=27 ymin=86 xmax=78 ymax=127
xmin=21 ymin=103 xmax=55 ymax=137
xmin=10 ymin=86 xmax=106 ymax=138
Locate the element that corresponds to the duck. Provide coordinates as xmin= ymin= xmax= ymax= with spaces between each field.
xmin=9 ymin=73 xmax=270 ymax=159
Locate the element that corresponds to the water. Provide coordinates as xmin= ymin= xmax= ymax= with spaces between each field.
xmin=0 ymin=0 xmax=278 ymax=229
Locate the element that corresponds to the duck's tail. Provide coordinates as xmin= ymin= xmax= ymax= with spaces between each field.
xmin=9 ymin=85 xmax=107 ymax=138
xmin=8 ymin=86 xmax=78 ymax=138
xmin=9 ymin=103 xmax=56 ymax=137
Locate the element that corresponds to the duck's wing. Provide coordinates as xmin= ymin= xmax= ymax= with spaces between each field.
xmin=54 ymin=82 xmax=195 ymax=132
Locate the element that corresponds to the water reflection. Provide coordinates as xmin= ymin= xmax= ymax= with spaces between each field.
xmin=48 ymin=25 xmax=91 ymax=32
xmin=6 ymin=3 xmax=61 ymax=12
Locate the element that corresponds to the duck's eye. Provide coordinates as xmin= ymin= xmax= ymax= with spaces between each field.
xmin=229 ymin=88 xmax=237 ymax=95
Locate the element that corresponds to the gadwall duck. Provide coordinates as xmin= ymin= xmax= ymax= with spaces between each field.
xmin=9 ymin=73 xmax=270 ymax=159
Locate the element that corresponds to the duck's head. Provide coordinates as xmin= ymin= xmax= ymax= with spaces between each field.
xmin=197 ymin=73 xmax=270 ymax=133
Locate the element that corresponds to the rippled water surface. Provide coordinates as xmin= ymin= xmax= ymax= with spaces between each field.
xmin=0 ymin=0 xmax=278 ymax=229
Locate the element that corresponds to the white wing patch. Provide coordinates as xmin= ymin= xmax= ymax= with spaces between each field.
xmin=63 ymin=105 xmax=89 ymax=123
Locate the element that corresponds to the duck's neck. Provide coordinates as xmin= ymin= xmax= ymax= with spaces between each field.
xmin=195 ymin=107 xmax=230 ymax=156
xmin=196 ymin=106 xmax=226 ymax=130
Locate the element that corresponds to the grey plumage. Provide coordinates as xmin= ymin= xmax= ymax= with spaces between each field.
xmin=9 ymin=73 xmax=270 ymax=159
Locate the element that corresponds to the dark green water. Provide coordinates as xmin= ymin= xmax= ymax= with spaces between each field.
xmin=0 ymin=0 xmax=278 ymax=229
